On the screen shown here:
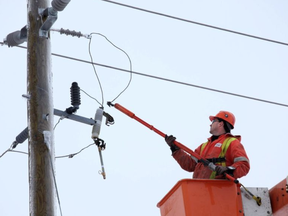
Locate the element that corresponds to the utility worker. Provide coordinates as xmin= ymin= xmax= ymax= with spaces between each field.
xmin=165 ymin=111 xmax=250 ymax=179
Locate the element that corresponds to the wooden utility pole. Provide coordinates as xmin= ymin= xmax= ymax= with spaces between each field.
xmin=27 ymin=0 xmax=55 ymax=215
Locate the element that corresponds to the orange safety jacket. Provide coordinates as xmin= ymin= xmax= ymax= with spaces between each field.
xmin=172 ymin=133 xmax=250 ymax=179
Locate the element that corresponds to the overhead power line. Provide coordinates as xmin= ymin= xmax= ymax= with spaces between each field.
xmin=102 ymin=0 xmax=288 ymax=47
xmin=1 ymin=42 xmax=287 ymax=108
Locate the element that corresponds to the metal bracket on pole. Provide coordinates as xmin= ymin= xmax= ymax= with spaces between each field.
xmin=54 ymin=108 xmax=96 ymax=125
xmin=12 ymin=109 xmax=97 ymax=148
xmin=38 ymin=8 xmax=58 ymax=38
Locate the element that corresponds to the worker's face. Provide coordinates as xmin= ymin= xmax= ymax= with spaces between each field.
xmin=209 ymin=118 xmax=220 ymax=135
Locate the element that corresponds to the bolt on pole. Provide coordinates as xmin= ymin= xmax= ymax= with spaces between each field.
xmin=27 ymin=0 xmax=55 ymax=215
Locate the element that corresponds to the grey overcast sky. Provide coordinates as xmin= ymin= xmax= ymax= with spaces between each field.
xmin=1 ymin=0 xmax=288 ymax=215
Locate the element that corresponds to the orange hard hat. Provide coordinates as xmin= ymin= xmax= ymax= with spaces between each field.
xmin=209 ymin=111 xmax=235 ymax=129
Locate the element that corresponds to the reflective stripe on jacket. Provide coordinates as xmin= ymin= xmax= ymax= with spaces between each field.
xmin=200 ymin=137 xmax=236 ymax=179
xmin=172 ymin=133 xmax=250 ymax=179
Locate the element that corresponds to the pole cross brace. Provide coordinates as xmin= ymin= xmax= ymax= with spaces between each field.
xmin=54 ymin=108 xmax=96 ymax=125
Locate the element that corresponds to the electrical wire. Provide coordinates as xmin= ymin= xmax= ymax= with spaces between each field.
xmin=53 ymin=117 xmax=64 ymax=130
xmin=45 ymin=52 xmax=288 ymax=108
xmin=0 ymin=142 xmax=96 ymax=160
xmin=81 ymin=88 xmax=100 ymax=104
xmin=7 ymin=149 xmax=28 ymax=156
xmin=47 ymin=151 xmax=63 ymax=216
xmin=55 ymin=57 xmax=288 ymax=108
xmin=88 ymin=33 xmax=133 ymax=105
xmin=101 ymin=0 xmax=288 ymax=47
xmin=55 ymin=143 xmax=95 ymax=159
xmin=47 ymin=30 xmax=133 ymax=106
xmin=1 ymin=43 xmax=288 ymax=108
xmin=0 ymin=144 xmax=28 ymax=158
xmin=0 ymin=147 xmax=12 ymax=158
xmin=50 ymin=29 xmax=133 ymax=105
xmin=88 ymin=35 xmax=105 ymax=107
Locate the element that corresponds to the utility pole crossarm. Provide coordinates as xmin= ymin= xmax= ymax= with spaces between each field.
xmin=54 ymin=109 xmax=97 ymax=125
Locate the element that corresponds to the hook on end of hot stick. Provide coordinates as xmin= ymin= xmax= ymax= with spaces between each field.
xmin=107 ymin=101 xmax=114 ymax=107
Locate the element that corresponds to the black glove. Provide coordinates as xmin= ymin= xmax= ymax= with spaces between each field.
xmin=215 ymin=166 xmax=228 ymax=175
xmin=165 ymin=135 xmax=180 ymax=152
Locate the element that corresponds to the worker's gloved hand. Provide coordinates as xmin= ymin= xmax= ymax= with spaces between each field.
xmin=165 ymin=135 xmax=180 ymax=152
xmin=215 ymin=166 xmax=228 ymax=175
